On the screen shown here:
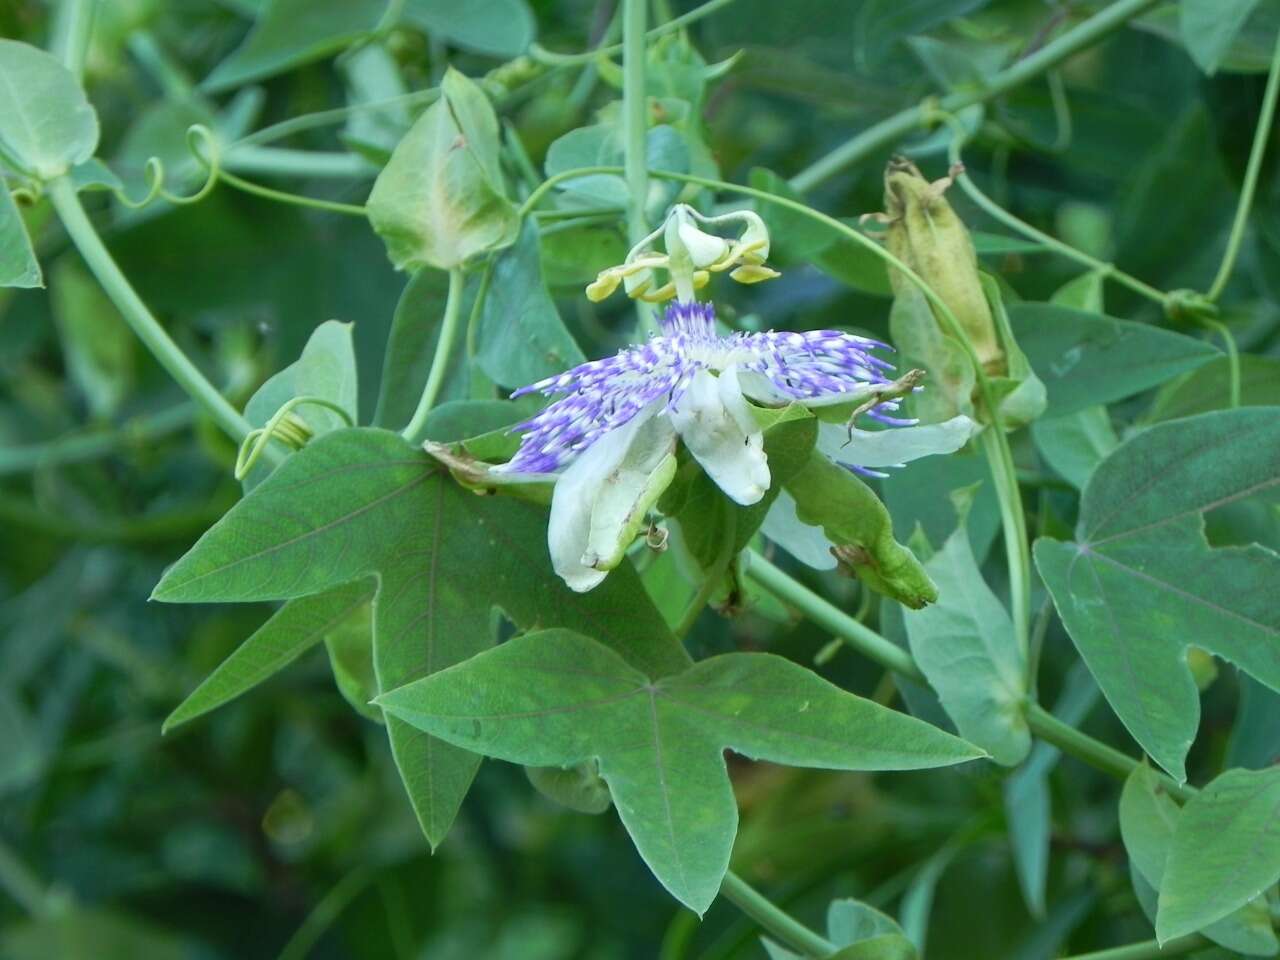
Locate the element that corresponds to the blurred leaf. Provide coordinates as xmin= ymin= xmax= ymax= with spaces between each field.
xmin=154 ymin=428 xmax=689 ymax=847
xmin=1031 ymin=406 xmax=1118 ymax=491
xmin=544 ymin=122 xmax=689 ymax=212
xmin=378 ymin=628 xmax=982 ymax=913
xmin=475 ymin=220 xmax=585 ymax=388
xmin=1035 ymin=408 xmax=1280 ymax=781
xmin=540 ymin=223 xmax=628 ymax=286
xmin=1120 ymin=763 xmax=1277 ymax=955
xmin=373 ymin=268 xmax=473 ymax=432
xmin=0 ymin=909 xmax=193 ymax=960
xmin=1228 ymin=675 xmax=1280 ymax=770
xmin=854 ymin=0 xmax=991 ymax=69
xmin=787 ymin=451 xmax=938 ymax=609
xmin=164 ymin=579 xmax=376 ymax=731
xmin=202 ymin=0 xmax=385 ymax=91
xmin=904 ymin=495 xmax=1028 ymax=766
xmin=49 ymin=258 xmax=135 ymax=419
xmin=1179 ymin=0 xmax=1263 ymax=74
xmin=749 ymin=167 xmax=836 ymax=263
xmin=1156 ymin=765 xmax=1280 ymax=945
xmin=0 ymin=40 xmax=98 ymax=178
xmin=815 ymin=220 xmax=893 ymax=296
xmin=828 ymin=898 xmax=914 ymax=952
xmin=401 ymin=0 xmax=536 ymax=58
xmin=0 ymin=186 xmax=40 ymax=287
xmin=340 ymin=41 xmax=410 ymax=164
xmin=884 ymin=447 xmax=1000 ymax=561
xmin=1148 ymin=355 xmax=1280 ymax=421
xmin=368 ymin=68 xmax=519 ymax=271
xmin=324 ymin=595 xmax=379 ymax=721
xmin=1009 ymin=303 xmax=1219 ymax=417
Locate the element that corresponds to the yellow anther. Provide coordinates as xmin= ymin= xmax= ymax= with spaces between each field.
xmin=586 ymin=271 xmax=621 ymax=302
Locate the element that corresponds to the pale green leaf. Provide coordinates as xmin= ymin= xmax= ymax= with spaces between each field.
xmin=367 ymin=68 xmax=519 ymax=271
xmin=1179 ymin=0 xmax=1263 ymax=74
xmin=904 ymin=514 xmax=1028 ymax=766
xmin=401 ymin=0 xmax=536 ymax=58
xmin=1152 ymin=768 xmax=1280 ymax=947
xmin=378 ymin=630 xmax=981 ymax=913
xmin=203 ymin=0 xmax=385 ymax=92
xmin=0 ymin=185 xmax=40 ymax=288
xmin=0 ymin=40 xmax=98 ymax=179
xmin=1034 ymin=408 xmax=1280 ymax=781
xmin=1031 ymin=406 xmax=1118 ymax=491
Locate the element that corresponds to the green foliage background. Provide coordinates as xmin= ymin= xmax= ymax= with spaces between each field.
xmin=2 ymin=0 xmax=1279 ymax=958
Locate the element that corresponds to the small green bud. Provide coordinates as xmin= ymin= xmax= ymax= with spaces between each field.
xmin=883 ymin=157 xmax=1005 ymax=376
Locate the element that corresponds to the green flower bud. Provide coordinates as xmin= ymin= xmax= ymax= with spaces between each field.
xmin=883 ymin=157 xmax=1005 ymax=376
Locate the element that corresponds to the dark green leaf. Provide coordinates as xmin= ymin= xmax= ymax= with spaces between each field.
xmin=475 ymin=220 xmax=586 ymax=388
xmin=49 ymin=258 xmax=134 ymax=418
xmin=1009 ymin=303 xmax=1220 ymax=417
xmin=164 ymin=579 xmax=376 ymax=732
xmin=525 ymin=762 xmax=612 ymax=815
xmin=854 ymin=0 xmax=990 ymax=68
xmin=749 ymin=167 xmax=836 ymax=263
xmin=1148 ymin=355 xmax=1280 ymax=421
xmin=1035 ymin=408 xmax=1280 ymax=781
xmin=203 ymin=0 xmax=385 ymax=92
xmin=378 ymin=629 xmax=981 ymax=913
xmin=154 ymin=428 xmax=688 ymax=847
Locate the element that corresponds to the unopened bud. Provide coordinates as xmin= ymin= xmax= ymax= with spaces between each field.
xmin=884 ymin=157 xmax=1005 ymax=376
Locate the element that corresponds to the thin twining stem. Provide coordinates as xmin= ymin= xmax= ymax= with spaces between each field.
xmin=1207 ymin=27 xmax=1280 ymax=302
xmin=529 ymin=0 xmax=738 ymax=66
xmin=788 ymin=0 xmax=1163 ymax=192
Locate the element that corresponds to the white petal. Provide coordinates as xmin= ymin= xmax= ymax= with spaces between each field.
xmin=818 ymin=415 xmax=975 ymax=468
xmin=669 ymin=366 xmax=770 ymax=506
xmin=677 ymin=220 xmax=730 ymax=268
xmin=548 ymin=404 xmax=674 ymax=592
xmin=583 ymin=414 xmax=677 ymax=573
xmin=761 ymin=489 xmax=837 ymax=570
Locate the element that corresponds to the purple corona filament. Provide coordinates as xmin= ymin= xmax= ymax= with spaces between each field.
xmin=499 ymin=301 xmax=907 ymax=476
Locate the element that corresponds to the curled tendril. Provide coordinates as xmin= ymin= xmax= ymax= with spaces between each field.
xmin=112 ymin=124 xmax=223 ymax=211
xmin=233 ymin=396 xmax=355 ymax=481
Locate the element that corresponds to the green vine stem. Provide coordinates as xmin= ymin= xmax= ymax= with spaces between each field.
xmin=943 ymin=125 xmax=1169 ymax=308
xmin=0 ymin=404 xmax=194 ymax=476
xmin=1207 ymin=27 xmax=1280 ymax=303
xmin=403 ymin=267 xmax=466 ymax=441
xmin=224 ymin=145 xmax=373 ymax=180
xmin=234 ymin=397 xmax=355 ymax=480
xmin=46 ymin=176 xmax=255 ymax=445
xmin=51 ymin=0 xmax=95 ymax=81
xmin=1061 ymin=934 xmax=1206 ymax=960
xmin=788 ymin=0 xmax=1162 ymax=192
xmin=623 ymin=0 xmax=649 ymax=250
xmin=744 ymin=549 xmax=1199 ymax=803
xmin=719 ymin=870 xmax=835 ymax=957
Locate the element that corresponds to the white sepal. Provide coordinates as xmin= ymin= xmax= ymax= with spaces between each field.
xmin=819 ymin=414 xmax=975 ymax=468
xmin=669 ymin=366 xmax=770 ymax=506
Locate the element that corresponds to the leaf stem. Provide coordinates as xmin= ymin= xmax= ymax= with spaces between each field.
xmin=46 ymin=176 xmax=253 ymax=444
xmin=789 ymin=0 xmax=1162 ymax=192
xmin=224 ymin=146 xmax=374 ymax=180
xmin=213 ymin=167 xmax=370 ymax=217
xmin=403 ymin=267 xmax=466 ymax=442
xmin=1207 ymin=26 xmax=1280 ymax=303
xmin=719 ymin=870 xmax=835 ymax=958
xmin=1059 ymin=934 xmax=1206 ymax=960
xmin=743 ymin=552 xmax=925 ymax=684
xmin=51 ymin=0 xmax=95 ymax=81
xmin=981 ymin=425 xmax=1031 ymax=671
